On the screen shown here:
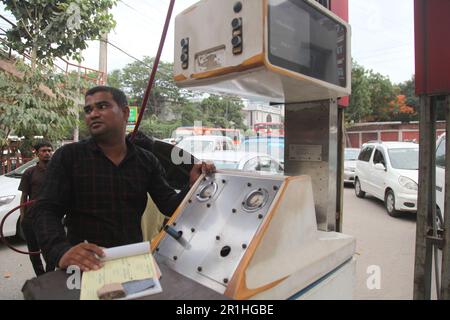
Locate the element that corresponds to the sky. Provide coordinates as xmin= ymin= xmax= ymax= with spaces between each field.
xmin=0 ymin=0 xmax=415 ymax=85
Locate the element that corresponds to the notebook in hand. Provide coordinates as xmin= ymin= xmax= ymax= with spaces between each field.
xmin=80 ymin=242 xmax=162 ymax=300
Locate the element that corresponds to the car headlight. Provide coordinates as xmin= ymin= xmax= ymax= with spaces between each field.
xmin=398 ymin=176 xmax=418 ymax=191
xmin=0 ymin=195 xmax=16 ymax=207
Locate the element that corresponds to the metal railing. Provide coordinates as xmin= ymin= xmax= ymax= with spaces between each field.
xmin=0 ymin=14 xmax=105 ymax=85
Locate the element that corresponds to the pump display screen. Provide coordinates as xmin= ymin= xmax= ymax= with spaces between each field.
xmin=268 ymin=0 xmax=347 ymax=87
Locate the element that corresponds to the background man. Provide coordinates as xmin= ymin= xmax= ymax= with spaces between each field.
xmin=18 ymin=141 xmax=53 ymax=276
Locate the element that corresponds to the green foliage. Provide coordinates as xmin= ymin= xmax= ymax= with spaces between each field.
xmin=199 ymin=95 xmax=246 ymax=130
xmin=347 ymin=61 xmax=372 ymax=123
xmin=366 ymin=71 xmax=395 ymax=121
xmin=108 ymin=58 xmax=247 ymax=137
xmin=108 ymin=56 xmax=189 ymax=115
xmin=139 ymin=115 xmax=181 ymax=140
xmin=347 ymin=61 xmax=419 ymax=124
xmin=1 ymin=0 xmax=117 ymax=64
xmin=0 ymin=60 xmax=88 ymax=152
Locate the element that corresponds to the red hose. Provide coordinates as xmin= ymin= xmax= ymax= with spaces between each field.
xmin=130 ymin=0 xmax=176 ymax=141
xmin=0 ymin=200 xmax=41 ymax=255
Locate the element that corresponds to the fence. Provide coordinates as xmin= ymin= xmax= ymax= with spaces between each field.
xmin=1 ymin=157 xmax=33 ymax=175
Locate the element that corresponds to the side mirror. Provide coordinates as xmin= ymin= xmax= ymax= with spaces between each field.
xmin=374 ymin=163 xmax=386 ymax=171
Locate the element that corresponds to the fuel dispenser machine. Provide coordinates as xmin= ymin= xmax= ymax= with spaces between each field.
xmin=153 ymin=0 xmax=356 ymax=300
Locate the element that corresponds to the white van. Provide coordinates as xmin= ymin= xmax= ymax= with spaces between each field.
xmin=354 ymin=141 xmax=419 ymax=217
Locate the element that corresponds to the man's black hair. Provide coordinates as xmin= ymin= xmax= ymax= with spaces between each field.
xmin=34 ymin=141 xmax=53 ymax=152
xmin=85 ymin=86 xmax=129 ymax=108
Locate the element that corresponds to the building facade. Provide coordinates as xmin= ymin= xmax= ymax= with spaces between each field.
xmin=242 ymin=101 xmax=284 ymax=130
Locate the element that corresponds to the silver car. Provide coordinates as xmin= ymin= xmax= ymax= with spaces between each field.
xmin=344 ymin=148 xmax=360 ymax=184
xmin=194 ymin=151 xmax=283 ymax=174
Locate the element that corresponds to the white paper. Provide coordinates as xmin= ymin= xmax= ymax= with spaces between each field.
xmin=101 ymin=242 xmax=150 ymax=262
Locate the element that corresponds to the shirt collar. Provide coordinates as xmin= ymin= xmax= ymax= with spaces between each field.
xmin=86 ymin=137 xmax=137 ymax=160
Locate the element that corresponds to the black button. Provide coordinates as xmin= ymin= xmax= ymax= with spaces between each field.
xmin=231 ymin=18 xmax=241 ymax=30
xmin=180 ymin=38 xmax=189 ymax=47
xmin=220 ymin=246 xmax=231 ymax=257
xmin=233 ymin=2 xmax=242 ymax=13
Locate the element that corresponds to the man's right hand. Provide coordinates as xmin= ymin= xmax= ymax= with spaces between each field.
xmin=58 ymin=243 xmax=105 ymax=272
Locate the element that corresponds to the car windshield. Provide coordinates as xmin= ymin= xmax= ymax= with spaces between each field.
xmin=4 ymin=158 xmax=37 ymax=178
xmin=344 ymin=149 xmax=359 ymax=161
xmin=240 ymin=141 xmax=284 ymax=161
xmin=388 ymin=148 xmax=419 ymax=170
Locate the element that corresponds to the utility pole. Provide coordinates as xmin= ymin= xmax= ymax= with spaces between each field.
xmin=99 ymin=32 xmax=108 ymax=84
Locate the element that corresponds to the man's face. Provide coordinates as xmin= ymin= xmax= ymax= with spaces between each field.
xmin=84 ymin=91 xmax=130 ymax=139
xmin=37 ymin=146 xmax=53 ymax=163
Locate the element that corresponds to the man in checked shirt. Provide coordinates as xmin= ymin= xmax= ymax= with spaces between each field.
xmin=32 ymin=86 xmax=215 ymax=272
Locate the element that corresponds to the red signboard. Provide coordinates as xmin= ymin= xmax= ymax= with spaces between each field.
xmin=331 ymin=0 xmax=349 ymax=107
xmin=415 ymin=0 xmax=450 ymax=95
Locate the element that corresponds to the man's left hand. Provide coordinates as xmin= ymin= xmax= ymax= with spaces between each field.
xmin=189 ymin=162 xmax=216 ymax=187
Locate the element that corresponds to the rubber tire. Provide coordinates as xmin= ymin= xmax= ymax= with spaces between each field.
xmin=354 ymin=178 xmax=366 ymax=198
xmin=385 ymin=190 xmax=400 ymax=217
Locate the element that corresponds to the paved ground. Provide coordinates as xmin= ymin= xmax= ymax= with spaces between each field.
xmin=0 ymin=185 xmax=421 ymax=300
xmin=342 ymin=185 xmax=417 ymax=300
xmin=0 ymin=237 xmax=36 ymax=300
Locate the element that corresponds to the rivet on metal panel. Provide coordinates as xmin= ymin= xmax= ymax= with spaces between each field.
xmin=258 ymin=214 xmax=263 ymax=219
xmin=173 ymin=256 xmax=178 ymax=261
xmin=155 ymin=247 xmax=159 ymax=252
xmin=242 ymin=244 xmax=247 ymax=249
xmin=216 ymin=235 xmax=221 ymax=241
xmin=273 ymin=186 xmax=279 ymax=191
xmin=191 ymin=228 xmax=195 ymax=233
xmin=222 ymin=179 xmax=226 ymax=184
xmin=247 ymin=183 xmax=252 ymax=187
xmin=207 ymin=203 xmax=211 ymax=208
xmin=232 ymin=209 xmax=237 ymax=213
xmin=223 ymin=278 xmax=229 ymax=284
xmin=197 ymin=266 xmax=202 ymax=272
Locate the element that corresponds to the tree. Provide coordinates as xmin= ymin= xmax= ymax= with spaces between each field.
xmin=397 ymin=76 xmax=422 ymax=121
xmin=386 ymin=95 xmax=417 ymax=122
xmin=1 ymin=0 xmax=117 ymax=66
xmin=108 ymin=57 xmax=188 ymax=115
xmin=366 ymin=71 xmax=395 ymax=121
xmin=0 ymin=61 xmax=88 ymax=155
xmin=199 ymin=95 xmax=246 ymax=130
xmin=347 ymin=61 xmax=372 ymax=123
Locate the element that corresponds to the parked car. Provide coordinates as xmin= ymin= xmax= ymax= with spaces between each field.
xmin=240 ymin=136 xmax=284 ymax=165
xmin=176 ymin=135 xmax=235 ymax=155
xmin=194 ymin=151 xmax=283 ymax=174
xmin=343 ymin=148 xmax=360 ymax=184
xmin=435 ymin=133 xmax=446 ymax=228
xmin=0 ymin=158 xmax=38 ymax=239
xmin=354 ymin=141 xmax=419 ymax=217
